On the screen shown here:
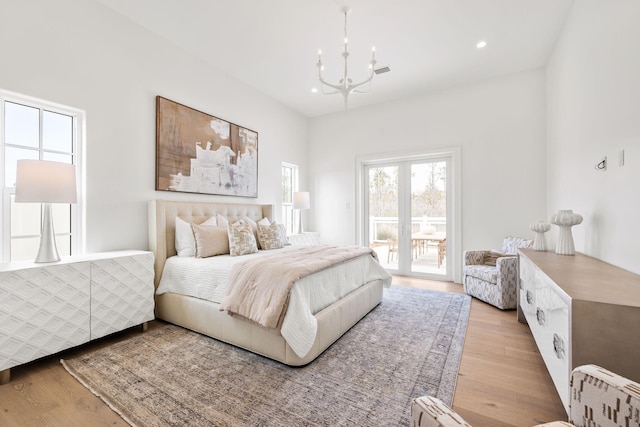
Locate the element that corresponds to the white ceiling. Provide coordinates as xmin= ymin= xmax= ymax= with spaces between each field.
xmin=96 ymin=0 xmax=574 ymax=118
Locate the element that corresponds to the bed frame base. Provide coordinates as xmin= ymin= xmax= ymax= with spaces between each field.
xmin=156 ymin=279 xmax=384 ymax=366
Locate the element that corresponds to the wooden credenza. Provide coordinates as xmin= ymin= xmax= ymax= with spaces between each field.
xmin=517 ymin=249 xmax=640 ymax=414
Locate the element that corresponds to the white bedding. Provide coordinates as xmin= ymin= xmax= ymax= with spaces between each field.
xmin=156 ymin=246 xmax=392 ymax=357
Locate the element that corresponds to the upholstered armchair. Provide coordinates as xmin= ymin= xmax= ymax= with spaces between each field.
xmin=411 ymin=364 xmax=640 ymax=427
xmin=462 ymin=236 xmax=532 ymax=309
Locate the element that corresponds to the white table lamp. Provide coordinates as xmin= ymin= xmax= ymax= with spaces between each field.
xmin=293 ymin=191 xmax=310 ymax=234
xmin=15 ymin=160 xmax=77 ymax=263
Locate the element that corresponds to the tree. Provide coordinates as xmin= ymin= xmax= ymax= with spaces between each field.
xmin=368 ymin=167 xmax=398 ymax=217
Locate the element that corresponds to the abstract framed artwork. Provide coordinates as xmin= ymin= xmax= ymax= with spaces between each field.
xmin=155 ymin=96 xmax=258 ymax=197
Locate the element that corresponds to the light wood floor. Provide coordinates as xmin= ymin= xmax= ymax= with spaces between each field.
xmin=0 ymin=277 xmax=567 ymax=426
xmin=395 ymin=276 xmax=567 ymax=426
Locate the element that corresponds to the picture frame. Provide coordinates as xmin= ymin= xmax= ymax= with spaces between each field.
xmin=155 ymin=96 xmax=258 ymax=198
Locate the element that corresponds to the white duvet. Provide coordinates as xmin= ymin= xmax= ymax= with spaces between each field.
xmin=156 ymin=246 xmax=392 ymax=358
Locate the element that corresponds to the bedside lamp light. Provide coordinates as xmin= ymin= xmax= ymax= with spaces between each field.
xmin=293 ymin=191 xmax=310 ymax=234
xmin=15 ymin=160 xmax=77 ymax=263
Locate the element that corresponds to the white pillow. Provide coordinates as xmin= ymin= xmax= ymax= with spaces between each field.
xmin=258 ymin=217 xmax=271 ymax=226
xmin=277 ymin=223 xmax=291 ymax=246
xmin=216 ymin=213 xmax=229 ymax=228
xmin=175 ymin=216 xmax=217 ymax=257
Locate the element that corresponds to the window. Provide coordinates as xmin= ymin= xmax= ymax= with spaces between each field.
xmin=1 ymin=90 xmax=84 ymax=262
xmin=281 ymin=162 xmax=298 ymax=234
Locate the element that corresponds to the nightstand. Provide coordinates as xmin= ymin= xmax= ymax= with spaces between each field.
xmin=288 ymin=232 xmax=321 ymax=246
xmin=0 ymin=250 xmax=154 ymax=384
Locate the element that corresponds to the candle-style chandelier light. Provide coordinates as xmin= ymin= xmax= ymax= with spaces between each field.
xmin=316 ymin=7 xmax=380 ymax=111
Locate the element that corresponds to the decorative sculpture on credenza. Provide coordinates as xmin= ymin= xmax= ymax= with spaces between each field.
xmin=529 ymin=221 xmax=551 ymax=251
xmin=550 ymin=210 xmax=583 ymax=255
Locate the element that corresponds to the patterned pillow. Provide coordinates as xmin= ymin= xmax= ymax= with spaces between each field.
xmin=483 ymin=251 xmax=515 ymax=266
xmin=483 ymin=251 xmax=502 ymax=266
xmin=244 ymin=216 xmax=271 ymax=249
xmin=228 ymin=222 xmax=258 ymax=256
xmin=501 ymin=236 xmax=533 ymax=254
xmin=192 ymin=223 xmax=229 ymax=258
xmin=257 ymin=223 xmax=284 ymax=250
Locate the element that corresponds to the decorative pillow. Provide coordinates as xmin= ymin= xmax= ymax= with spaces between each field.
xmin=483 ymin=251 xmax=515 ymax=266
xmin=192 ymin=223 xmax=229 ymax=258
xmin=243 ymin=216 xmax=270 ymax=249
xmin=228 ymin=222 xmax=258 ymax=256
xmin=257 ymin=223 xmax=285 ymax=250
xmin=175 ymin=216 xmax=217 ymax=257
xmin=502 ymin=236 xmax=533 ymax=254
xmin=277 ymin=224 xmax=291 ymax=246
xmin=216 ymin=213 xmax=229 ymax=228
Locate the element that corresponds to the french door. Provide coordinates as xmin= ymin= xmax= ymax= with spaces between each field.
xmin=362 ymin=155 xmax=453 ymax=280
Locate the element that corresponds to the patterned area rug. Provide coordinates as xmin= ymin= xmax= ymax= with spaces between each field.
xmin=62 ymin=286 xmax=471 ymax=427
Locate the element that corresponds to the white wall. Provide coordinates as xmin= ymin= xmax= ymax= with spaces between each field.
xmin=0 ymin=0 xmax=308 ymax=253
xmin=11 ymin=0 xmax=630 ymax=281
xmin=309 ymin=70 xmax=547 ymax=282
xmin=546 ymin=0 xmax=640 ymax=274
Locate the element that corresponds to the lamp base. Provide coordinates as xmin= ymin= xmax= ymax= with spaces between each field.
xmin=35 ymin=203 xmax=61 ymax=263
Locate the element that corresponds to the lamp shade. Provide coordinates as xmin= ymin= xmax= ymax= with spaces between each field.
xmin=15 ymin=160 xmax=77 ymax=204
xmin=293 ymin=191 xmax=310 ymax=210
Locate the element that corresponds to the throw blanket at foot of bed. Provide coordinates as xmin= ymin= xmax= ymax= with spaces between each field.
xmin=221 ymin=245 xmax=378 ymax=330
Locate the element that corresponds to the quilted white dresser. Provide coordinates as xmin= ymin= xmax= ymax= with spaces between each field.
xmin=288 ymin=232 xmax=320 ymax=246
xmin=0 ymin=250 xmax=155 ymax=383
xmin=517 ymin=248 xmax=640 ymax=414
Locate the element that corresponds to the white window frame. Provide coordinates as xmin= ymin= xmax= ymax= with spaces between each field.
xmin=281 ymin=162 xmax=299 ymax=235
xmin=1 ymin=89 xmax=85 ymax=262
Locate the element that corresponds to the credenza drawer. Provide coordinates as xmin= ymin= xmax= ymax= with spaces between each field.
xmin=519 ymin=255 xmax=570 ymax=411
xmin=519 ymin=256 xmax=537 ymax=316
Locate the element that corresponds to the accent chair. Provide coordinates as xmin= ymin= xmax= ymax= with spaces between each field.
xmin=411 ymin=364 xmax=640 ymax=427
xmin=462 ymin=236 xmax=533 ymax=309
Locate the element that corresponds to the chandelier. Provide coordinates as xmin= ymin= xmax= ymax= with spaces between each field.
xmin=316 ymin=7 xmax=378 ymax=111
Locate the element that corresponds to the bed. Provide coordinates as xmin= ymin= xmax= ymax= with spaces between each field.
xmin=148 ymin=199 xmax=391 ymax=366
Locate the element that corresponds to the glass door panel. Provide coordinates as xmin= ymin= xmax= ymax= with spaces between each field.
xmin=410 ymin=161 xmax=447 ymax=276
xmin=366 ymin=165 xmax=400 ymax=270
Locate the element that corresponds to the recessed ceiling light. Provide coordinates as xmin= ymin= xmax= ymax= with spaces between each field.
xmin=311 ymin=88 xmax=318 ymax=93
xmin=476 ymin=40 xmax=487 ymax=49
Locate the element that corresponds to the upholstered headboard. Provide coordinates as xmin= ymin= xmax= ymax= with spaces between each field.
xmin=148 ymin=199 xmax=273 ymax=286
